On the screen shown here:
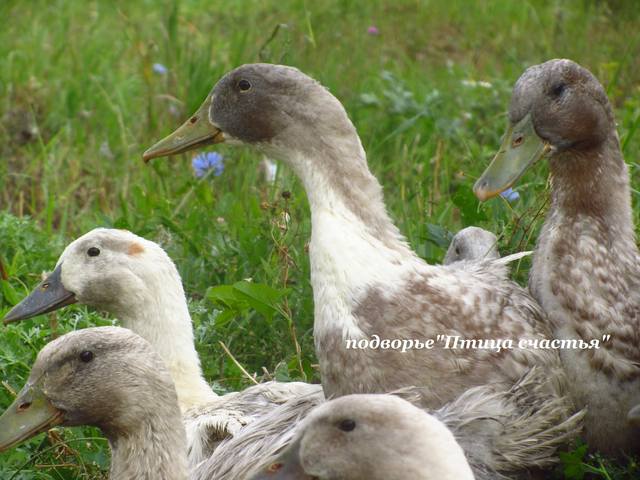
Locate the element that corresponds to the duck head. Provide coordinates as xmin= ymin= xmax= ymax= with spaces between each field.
xmin=251 ymin=394 xmax=381 ymax=480
xmin=0 ymin=327 xmax=174 ymax=450
xmin=443 ymin=226 xmax=499 ymax=264
xmin=3 ymin=228 xmax=178 ymax=324
xmin=474 ymin=59 xmax=615 ymax=201
xmin=250 ymin=394 xmax=472 ymax=480
xmin=143 ymin=64 xmax=362 ymax=170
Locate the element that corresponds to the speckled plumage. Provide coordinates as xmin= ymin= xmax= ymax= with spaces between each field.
xmin=144 ymin=64 xmax=583 ymax=474
xmin=508 ymin=59 xmax=640 ymax=454
xmin=319 ymin=260 xmax=555 ymax=406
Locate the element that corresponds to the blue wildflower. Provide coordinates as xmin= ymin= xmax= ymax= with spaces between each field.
xmin=192 ymin=152 xmax=224 ymax=178
xmin=500 ymin=187 xmax=520 ymax=202
xmin=152 ymin=63 xmax=168 ymax=75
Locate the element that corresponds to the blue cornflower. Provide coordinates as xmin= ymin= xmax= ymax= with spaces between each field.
xmin=152 ymin=63 xmax=168 ymax=75
xmin=192 ymin=152 xmax=224 ymax=178
xmin=500 ymin=187 xmax=520 ymax=202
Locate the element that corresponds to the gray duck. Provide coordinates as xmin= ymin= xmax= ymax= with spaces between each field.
xmin=143 ymin=63 xmax=583 ymax=474
xmin=0 ymin=326 xmax=189 ymax=480
xmin=250 ymin=394 xmax=474 ymax=480
xmin=474 ymin=58 xmax=640 ymax=455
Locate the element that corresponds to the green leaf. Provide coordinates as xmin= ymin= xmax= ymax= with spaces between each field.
xmin=425 ymin=223 xmax=452 ymax=248
xmin=206 ymin=281 xmax=289 ymax=323
xmin=232 ymin=281 xmax=288 ymax=321
xmin=207 ymin=285 xmax=244 ymax=310
xmin=273 ymin=361 xmax=291 ymax=382
xmin=452 ymin=187 xmax=488 ymax=224
xmin=213 ymin=309 xmax=237 ymax=328
xmin=1 ymin=280 xmax=20 ymax=306
xmin=559 ymin=444 xmax=588 ymax=480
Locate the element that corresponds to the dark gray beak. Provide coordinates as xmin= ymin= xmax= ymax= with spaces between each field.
xmin=3 ymin=264 xmax=77 ymax=325
xmin=249 ymin=440 xmax=314 ymax=480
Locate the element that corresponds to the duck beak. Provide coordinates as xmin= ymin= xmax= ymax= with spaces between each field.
xmin=3 ymin=264 xmax=77 ymax=325
xmin=142 ymin=94 xmax=225 ymax=162
xmin=628 ymin=405 xmax=640 ymax=427
xmin=0 ymin=380 xmax=64 ymax=452
xmin=249 ymin=441 xmax=313 ymax=480
xmin=473 ymin=113 xmax=551 ymax=201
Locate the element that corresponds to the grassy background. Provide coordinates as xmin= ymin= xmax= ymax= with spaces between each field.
xmin=1 ymin=0 xmax=639 ymax=478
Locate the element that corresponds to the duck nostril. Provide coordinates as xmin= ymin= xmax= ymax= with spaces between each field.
xmin=266 ymin=462 xmax=283 ymax=473
xmin=189 ymin=116 xmax=198 ymax=124
xmin=17 ymin=402 xmax=32 ymax=412
xmin=512 ymin=135 xmax=524 ymax=147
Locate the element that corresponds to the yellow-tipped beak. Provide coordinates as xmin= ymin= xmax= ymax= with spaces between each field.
xmin=474 ymin=113 xmax=551 ymax=201
xmin=143 ymin=94 xmax=225 ymax=162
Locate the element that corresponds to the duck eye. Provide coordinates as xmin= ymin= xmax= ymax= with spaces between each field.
xmin=238 ymin=79 xmax=251 ymax=92
xmin=87 ymin=247 xmax=100 ymax=257
xmin=338 ymin=419 xmax=356 ymax=432
xmin=79 ymin=350 xmax=94 ymax=363
xmin=455 ymin=246 xmax=461 ymax=256
xmin=551 ymin=82 xmax=566 ymax=97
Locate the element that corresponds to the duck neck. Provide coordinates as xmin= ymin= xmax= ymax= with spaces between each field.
xmin=548 ymin=133 xmax=635 ymax=241
xmin=112 ymin=267 xmax=218 ymax=411
xmin=107 ymin=408 xmax=189 ymax=480
xmin=272 ymin=132 xmax=419 ymax=339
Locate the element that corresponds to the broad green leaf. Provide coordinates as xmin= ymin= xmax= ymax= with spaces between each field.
xmin=232 ymin=281 xmax=288 ymax=320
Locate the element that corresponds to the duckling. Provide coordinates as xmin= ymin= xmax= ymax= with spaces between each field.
xmin=143 ymin=63 xmax=582 ymax=473
xmin=250 ymin=394 xmax=474 ymax=480
xmin=3 ymin=228 xmax=324 ymax=475
xmin=443 ymin=226 xmax=499 ymax=265
xmin=0 ymin=326 xmax=189 ymax=480
xmin=443 ymin=226 xmax=532 ymax=277
xmin=474 ymin=58 xmax=640 ymax=455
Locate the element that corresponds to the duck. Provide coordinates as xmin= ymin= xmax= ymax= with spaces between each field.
xmin=443 ymin=226 xmax=533 ymax=277
xmin=3 ymin=230 xmax=580 ymax=479
xmin=0 ymin=326 xmax=539 ymax=480
xmin=143 ymin=63 xmax=583 ymax=473
xmin=3 ymin=228 xmax=324 ymax=475
xmin=443 ymin=226 xmax=499 ymax=265
xmin=0 ymin=326 xmax=189 ymax=480
xmin=474 ymin=58 xmax=640 ymax=455
xmin=249 ymin=394 xmax=475 ymax=480
xmin=205 ymin=364 xmax=581 ymax=480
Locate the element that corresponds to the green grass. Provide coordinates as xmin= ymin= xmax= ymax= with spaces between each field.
xmin=1 ymin=0 xmax=640 ymax=478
